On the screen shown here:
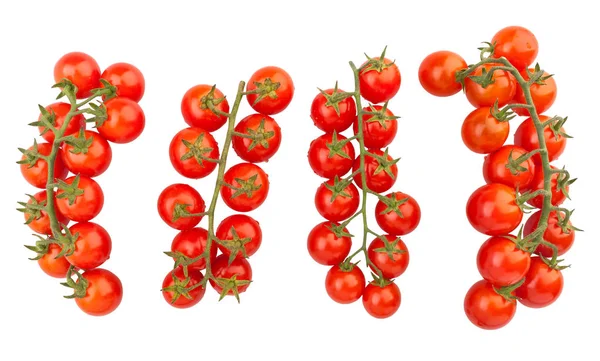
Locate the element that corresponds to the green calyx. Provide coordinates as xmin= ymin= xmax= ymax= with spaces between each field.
xmin=229 ymin=174 xmax=262 ymax=199
xmin=61 ymin=266 xmax=88 ymax=299
xmin=490 ymin=100 xmax=517 ymax=122
xmin=526 ymin=63 xmax=553 ymax=85
xmin=505 ymin=149 xmax=531 ymax=176
xmin=369 ymin=272 xmax=393 ymax=287
xmin=477 ymin=41 xmax=496 ymax=60
xmin=326 ymin=131 xmax=352 ymax=160
xmin=250 ymin=77 xmax=280 ymax=106
xmin=373 ymin=235 xmax=405 ymax=261
xmin=243 ymin=118 xmax=275 ymax=151
xmin=325 ymin=176 xmax=354 ymax=201
xmin=216 ymin=227 xmax=251 ymax=266
xmin=17 ymin=139 xmax=43 ymax=168
xmin=17 ymin=194 xmax=47 ymax=225
xmin=65 ymin=128 xmax=93 ymax=154
xmin=360 ymin=46 xmax=394 ymax=73
xmin=493 ymin=278 xmax=525 ymax=302
xmin=171 ymin=203 xmax=206 ymax=222
xmin=318 ymin=81 xmax=353 ymax=116
xmin=24 ymin=235 xmax=52 ymax=260
xmin=371 ymin=148 xmax=400 ymax=179
xmin=200 ymin=85 xmax=227 ymax=111
xmin=365 ymin=102 xmax=399 ymax=128
xmin=377 ymin=192 xmax=408 ymax=217
xmin=326 ymin=222 xmax=354 ymax=238
xmin=29 ymin=105 xmax=57 ymax=137
xmin=215 ymin=275 xmax=251 ymax=303
xmin=161 ymin=270 xmax=204 ymax=304
xmin=180 ymin=133 xmax=216 ymax=166
xmin=56 ymin=174 xmax=84 ymax=206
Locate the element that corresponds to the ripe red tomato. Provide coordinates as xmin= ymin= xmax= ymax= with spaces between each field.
xmin=310 ymin=88 xmax=357 ymax=132
xmin=56 ymin=175 xmax=104 ymax=222
xmin=362 ymin=281 xmax=401 ymax=319
xmin=54 ymin=52 xmax=101 ymax=99
xmin=523 ymin=165 xmax=567 ymax=209
xmin=464 ymin=279 xmax=516 ymax=330
xmin=516 ymin=257 xmax=563 ymax=308
xmin=374 ymin=192 xmax=421 ymax=236
xmin=169 ymin=127 xmax=219 ymax=179
xmin=367 ymin=235 xmax=409 ymax=279
xmin=352 ymin=150 xmax=397 ymax=193
xmin=216 ymin=214 xmax=262 ymax=259
xmin=514 ymin=116 xmax=566 ymax=163
xmin=466 ymin=184 xmax=523 ymax=236
xmin=477 ymin=236 xmax=531 ymax=287
xmin=38 ymin=243 xmax=71 ymax=278
xmin=20 ymin=142 xmax=68 ymax=188
xmin=98 ymin=98 xmax=145 ymax=143
xmin=483 ymin=145 xmax=535 ymax=189
xmin=524 ymin=211 xmax=575 ymax=257
xmin=492 ymin=26 xmax=538 ymax=71
xmin=162 ymin=267 xmax=206 ymax=309
xmin=461 ymin=107 xmax=509 ymax=154
xmin=66 ymin=222 xmax=112 ymax=270
xmin=157 ymin=184 xmax=205 ymax=230
xmin=210 ymin=254 xmax=253 ymax=296
xmin=513 ymin=70 xmax=557 ymax=116
xmin=171 ymin=227 xmax=216 ymax=270
xmin=38 ymin=102 xmax=86 ymax=143
xmin=314 ymin=179 xmax=360 ymax=222
xmin=359 ymin=57 xmax=401 ymax=104
xmin=246 ymin=66 xmax=294 ymax=115
xmin=419 ymin=50 xmax=467 ymax=97
xmin=101 ymin=62 xmax=145 ymax=102
xmin=220 ymin=163 xmax=269 ymax=212
xmin=308 ymin=132 xmax=355 ymax=179
xmin=307 ymin=221 xmax=352 ymax=266
xmin=464 ymin=64 xmax=517 ymax=108
xmin=22 ymin=191 xmax=69 ymax=235
xmin=75 ymin=268 xmax=123 ymax=316
xmin=181 ymin=84 xmax=229 ymax=131
xmin=325 ymin=263 xmax=365 ymax=304
xmin=353 ymin=105 xmax=398 ymax=149
xmin=232 ymin=114 xmax=281 ymax=163
xmin=62 ymin=130 xmax=112 ymax=177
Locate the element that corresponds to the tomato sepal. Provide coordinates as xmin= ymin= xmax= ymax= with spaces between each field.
xmin=214 ymin=274 xmax=252 ymax=303
xmin=61 ymin=266 xmax=89 ymax=299
xmin=160 ymin=269 xmax=205 ymax=305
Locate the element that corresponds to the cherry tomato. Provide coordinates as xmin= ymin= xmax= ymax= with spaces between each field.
xmin=464 ymin=279 xmax=516 ymax=330
xmin=38 ymin=102 xmax=86 ymax=143
xmin=220 ymin=163 xmax=270 ymax=212
xmin=157 ymin=183 xmax=206 ymax=230
xmin=483 ymin=145 xmax=535 ymax=189
xmin=492 ymin=26 xmax=538 ymax=71
xmin=352 ymin=150 xmax=397 ymax=193
xmin=477 ymin=236 xmax=531 ymax=286
xmin=325 ymin=263 xmax=365 ymax=304
xmin=66 ymin=222 xmax=111 ymax=270
xmin=232 ymin=114 xmax=281 ymax=163
xmin=22 ymin=191 xmax=69 ymax=235
xmin=56 ymin=175 xmax=104 ymax=222
xmin=171 ymin=227 xmax=216 ymax=270
xmin=97 ymin=98 xmax=145 ymax=144
xmin=461 ymin=107 xmax=509 ymax=154
xmin=38 ymin=244 xmax=71 ymax=278
xmin=362 ymin=281 xmax=401 ymax=319
xmin=374 ymin=192 xmax=421 ymax=236
xmin=514 ymin=116 xmax=566 ymax=163
xmin=101 ymin=62 xmax=145 ymax=102
xmin=307 ymin=221 xmax=352 ymax=266
xmin=516 ymin=257 xmax=563 ymax=308
xmin=162 ymin=267 xmax=205 ymax=309
xmin=181 ymin=84 xmax=229 ymax=132
xmin=216 ymin=214 xmax=262 ymax=259
xmin=246 ymin=66 xmax=294 ymax=115
xmin=210 ymin=254 xmax=253 ymax=296
xmin=62 ymin=130 xmax=112 ymax=177
xmin=513 ymin=70 xmax=556 ymax=116
xmin=169 ymin=127 xmax=219 ymax=179
xmin=353 ymin=105 xmax=398 ymax=149
xmin=523 ymin=165 xmax=567 ymax=209
xmin=359 ymin=57 xmax=401 ymax=104
xmin=524 ymin=211 xmax=575 ymax=257
xmin=314 ymin=179 xmax=360 ymax=222
xmin=308 ymin=132 xmax=355 ymax=179
xmin=466 ymin=184 xmax=523 ymax=236
xmin=464 ymin=63 xmax=517 ymax=108
xmin=310 ymin=88 xmax=357 ymax=132
xmin=419 ymin=51 xmax=467 ymax=97
xmin=20 ymin=142 xmax=68 ymax=189
xmin=54 ymin=52 xmax=101 ymax=99
xmin=75 ymin=268 xmax=123 ymax=316
xmin=367 ymin=235 xmax=409 ymax=279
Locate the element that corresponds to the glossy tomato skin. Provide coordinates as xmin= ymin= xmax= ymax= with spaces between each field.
xmin=325 ymin=264 xmax=366 ymax=304
xmin=516 ymin=257 xmax=563 ymax=308
xmin=477 ymin=236 xmax=531 ymax=286
xmin=375 ymin=192 xmax=421 ymax=236
xmin=310 ymin=88 xmax=357 ymax=132
xmin=54 ymin=52 xmax=101 ymax=99
xmin=98 ymin=98 xmax=145 ymax=143
xmin=24 ymin=191 xmax=69 ymax=235
xmin=38 ymin=102 xmax=86 ymax=143
xmin=56 ymin=176 xmax=104 ymax=222
xmin=464 ymin=280 xmax=516 ymax=330
xmin=62 ymin=130 xmax=112 ymax=177
xmin=492 ymin=26 xmax=538 ymax=71
xmin=101 ymin=62 xmax=145 ymax=102
xmin=524 ymin=165 xmax=567 ymax=209
xmin=157 ymin=183 xmax=205 ymax=230
xmin=359 ymin=57 xmax=401 ymax=104
xmin=210 ymin=255 xmax=253 ymax=295
xmin=232 ymin=114 xmax=281 ymax=163
xmin=461 ymin=107 xmax=509 ymax=154
xmin=169 ymin=127 xmax=219 ymax=179
xmin=513 ymin=70 xmax=556 ymax=116
xmin=362 ymin=282 xmax=401 ymax=319
xmin=367 ymin=235 xmax=409 ymax=279
xmin=20 ymin=143 xmax=68 ymax=189
xmin=181 ymin=84 xmax=229 ymax=131
xmin=38 ymin=243 xmax=71 ymax=278
xmin=307 ymin=221 xmax=352 ymax=266
xmin=524 ymin=211 xmax=575 ymax=257
xmin=76 ymin=269 xmax=123 ymax=316
xmin=466 ymin=183 xmax=523 ymax=236
xmin=308 ymin=133 xmax=355 ymax=179
xmin=220 ymin=163 xmax=269 ymax=212
xmin=464 ymin=64 xmax=517 ymax=108
xmin=162 ymin=268 xmax=205 ymax=309
xmin=66 ymin=222 xmax=112 ymax=270
xmin=352 ymin=150 xmax=397 ymax=193
xmin=216 ymin=214 xmax=262 ymax=259
xmin=314 ymin=179 xmax=360 ymax=222
xmin=514 ymin=116 xmax=566 ymax=163
xmin=171 ymin=227 xmax=216 ymax=270
xmin=483 ymin=145 xmax=535 ymax=189
xmin=246 ymin=66 xmax=294 ymax=115
xmin=353 ymin=105 xmax=398 ymax=149
xmin=419 ymin=51 xmax=467 ymax=97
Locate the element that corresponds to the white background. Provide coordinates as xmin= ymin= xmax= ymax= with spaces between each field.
xmin=1 ymin=0 xmax=598 ymax=359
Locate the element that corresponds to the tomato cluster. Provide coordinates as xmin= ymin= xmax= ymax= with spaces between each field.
xmin=158 ymin=67 xmax=293 ymax=308
xmin=19 ymin=52 xmax=146 ymax=316
xmin=421 ymin=26 xmax=577 ymax=330
xmin=308 ymin=48 xmax=421 ymax=319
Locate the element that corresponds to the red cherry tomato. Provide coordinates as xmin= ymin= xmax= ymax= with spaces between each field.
xmin=162 ymin=267 xmax=205 ymax=309
xmin=170 ymin=227 xmax=216 ymax=270
xmin=352 ymin=150 xmax=397 ymax=193
xmin=524 ymin=211 xmax=575 ymax=257
xmin=477 ymin=236 xmax=531 ymax=286
xmin=210 ymin=255 xmax=253 ymax=296
xmin=181 ymin=84 xmax=229 ymax=132
xmin=232 ymin=114 xmax=282 ymax=163
xmin=56 ymin=175 xmax=104 ymax=222
xmin=492 ymin=26 xmax=539 ymax=71
xmin=216 ymin=214 xmax=262 ymax=259
xmin=62 ymin=130 xmax=112 ymax=177
xmin=308 ymin=132 xmax=355 ymax=179
xmin=483 ymin=145 xmax=535 ymax=189
xmin=310 ymin=88 xmax=357 ymax=132
xmin=325 ymin=263 xmax=365 ymax=304
xmin=220 ymin=163 xmax=270 ymax=212
xmin=98 ymin=98 xmax=145 ymax=143
xmin=54 ymin=52 xmax=101 ymax=99
xmin=513 ymin=70 xmax=557 ymax=116
xmin=419 ymin=51 xmax=467 ymax=97
xmin=22 ymin=191 xmax=69 ymax=235
xmin=374 ymin=192 xmax=421 ymax=236
xmin=464 ymin=279 xmax=516 ymax=330
xmin=514 ymin=116 xmax=566 ymax=163
xmin=516 ymin=257 xmax=563 ymax=308
xmin=38 ymin=102 xmax=86 ymax=143
xmin=75 ymin=268 xmax=123 ymax=316
xmin=314 ymin=179 xmax=360 ymax=222
xmin=101 ymin=62 xmax=145 ymax=102
xmin=464 ymin=63 xmax=517 ymax=108
xmin=38 ymin=244 xmax=71 ymax=278
xmin=466 ymin=183 xmax=523 ymax=236
xmin=353 ymin=105 xmax=398 ymax=149
xmin=66 ymin=222 xmax=112 ymax=270
xmin=461 ymin=107 xmax=509 ymax=154
xmin=359 ymin=57 xmax=401 ymax=104
xmin=362 ymin=281 xmax=401 ymax=319
xmin=157 ymin=183 xmax=205 ymax=230
xmin=169 ymin=127 xmax=219 ymax=179
xmin=367 ymin=235 xmax=409 ymax=279
xmin=246 ymin=66 xmax=294 ymax=115
xmin=20 ymin=142 xmax=68 ymax=189
xmin=307 ymin=221 xmax=352 ymax=266
xmin=523 ymin=165 xmax=567 ymax=209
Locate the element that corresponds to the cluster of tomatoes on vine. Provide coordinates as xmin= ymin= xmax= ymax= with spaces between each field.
xmin=420 ymin=26 xmax=578 ymax=329
xmin=307 ymin=48 xmax=421 ymax=319
xmin=18 ymin=52 xmax=146 ymax=316
xmin=158 ymin=66 xmax=294 ymax=308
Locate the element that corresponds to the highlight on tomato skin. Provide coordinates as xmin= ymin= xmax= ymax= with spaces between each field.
xmin=418 ymin=50 xmax=467 ymax=97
